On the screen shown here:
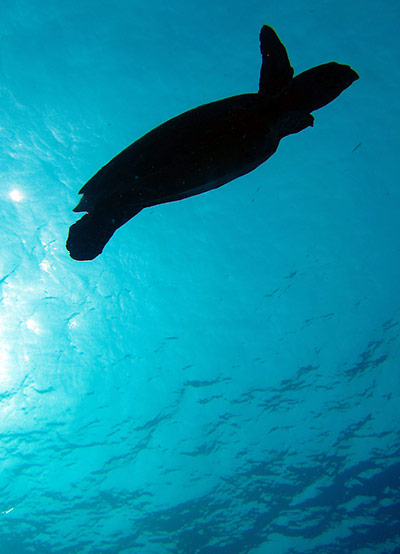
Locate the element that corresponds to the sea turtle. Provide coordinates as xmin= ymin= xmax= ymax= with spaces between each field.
xmin=66 ymin=25 xmax=358 ymax=261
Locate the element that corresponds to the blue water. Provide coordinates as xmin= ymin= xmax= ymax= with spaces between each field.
xmin=1 ymin=1 xmax=399 ymax=553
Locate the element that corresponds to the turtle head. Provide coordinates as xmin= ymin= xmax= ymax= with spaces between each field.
xmin=282 ymin=62 xmax=359 ymax=113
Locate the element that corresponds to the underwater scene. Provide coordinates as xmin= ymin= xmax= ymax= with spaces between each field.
xmin=1 ymin=0 xmax=399 ymax=553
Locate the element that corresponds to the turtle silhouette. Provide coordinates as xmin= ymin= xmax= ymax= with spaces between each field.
xmin=66 ymin=25 xmax=358 ymax=261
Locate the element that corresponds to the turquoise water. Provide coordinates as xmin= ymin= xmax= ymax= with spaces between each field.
xmin=1 ymin=1 xmax=399 ymax=553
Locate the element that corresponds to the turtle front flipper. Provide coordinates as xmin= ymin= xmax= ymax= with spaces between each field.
xmin=258 ymin=25 xmax=294 ymax=96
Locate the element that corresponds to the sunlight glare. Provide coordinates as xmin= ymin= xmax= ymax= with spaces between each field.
xmin=9 ymin=189 xmax=24 ymax=202
xmin=26 ymin=319 xmax=41 ymax=334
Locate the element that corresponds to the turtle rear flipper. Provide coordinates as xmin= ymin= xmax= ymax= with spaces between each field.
xmin=66 ymin=207 xmax=142 ymax=261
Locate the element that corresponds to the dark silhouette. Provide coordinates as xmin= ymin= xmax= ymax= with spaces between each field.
xmin=67 ymin=25 xmax=358 ymax=261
